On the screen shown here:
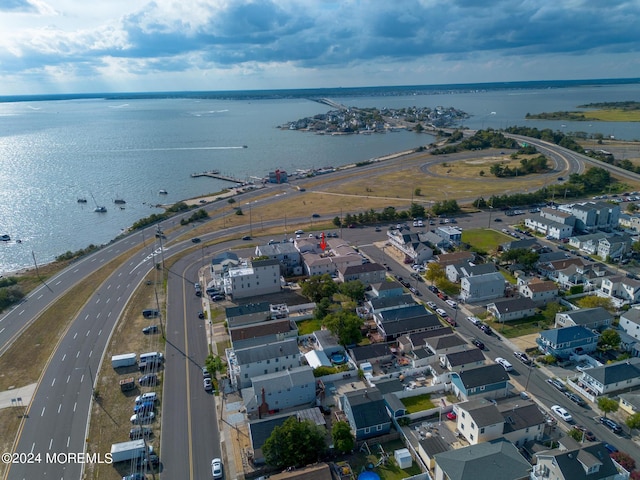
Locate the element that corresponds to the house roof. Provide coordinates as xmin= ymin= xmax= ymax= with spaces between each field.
xmin=525 ymin=280 xmax=558 ymax=292
xmin=619 ymin=392 xmax=640 ymax=410
xmin=539 ymin=326 xmax=598 ymax=345
xmin=459 ymin=399 xmax=504 ymax=427
xmin=444 ymin=348 xmax=486 ymax=367
xmin=419 ymin=435 xmax=449 ymax=457
xmin=230 ymin=318 xmax=293 ymax=343
xmin=463 ymin=271 xmax=505 ymax=286
xmin=225 ymin=301 xmax=272 ymax=319
xmin=268 ymin=463 xmax=332 ymax=480
xmin=252 ymin=258 xmax=281 ymax=267
xmin=457 ymin=364 xmax=510 ymax=389
xmin=349 ymin=343 xmax=391 ymax=362
xmin=497 ymin=399 xmax=546 ymax=434
xmin=368 ymin=293 xmax=416 ymax=311
xmin=250 ymin=365 xmax=315 ymax=393
xmin=372 ymin=377 xmax=404 ymax=395
xmin=249 ymin=413 xmax=295 ymax=452
xmin=621 ymin=308 xmax=640 ymax=325
xmin=343 ymin=387 xmax=390 ymax=429
xmin=436 ymin=251 xmax=475 ymax=266
xmin=409 ymin=327 xmax=453 ymax=347
xmin=489 ymin=297 xmax=536 ymax=314
xmin=381 ymin=314 xmax=442 ymax=336
xmin=428 ymin=334 xmax=468 ymax=351
xmin=434 ymin=438 xmax=531 ymax=480
xmin=234 ymin=338 xmax=300 ymax=365
xmin=536 ymin=442 xmax=619 ymax=480
xmin=559 ymin=307 xmax=611 ymax=325
xmin=463 ymin=263 xmax=499 ymax=276
xmin=372 ymin=280 xmax=404 ymax=292
xmin=581 ymin=357 xmax=640 ymax=386
xmin=257 ymin=242 xmax=299 ymax=256
xmin=378 ymin=304 xmax=429 ymax=322
xmin=341 ymin=262 xmax=386 ymax=275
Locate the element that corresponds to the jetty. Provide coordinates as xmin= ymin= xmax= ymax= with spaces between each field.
xmin=191 ymin=170 xmax=245 ymax=184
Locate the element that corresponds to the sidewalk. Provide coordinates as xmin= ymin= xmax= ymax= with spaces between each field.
xmin=0 ymin=383 xmax=36 ymax=410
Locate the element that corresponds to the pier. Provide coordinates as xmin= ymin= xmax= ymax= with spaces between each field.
xmin=191 ymin=170 xmax=245 ymax=184
xmin=315 ymin=98 xmax=350 ymax=110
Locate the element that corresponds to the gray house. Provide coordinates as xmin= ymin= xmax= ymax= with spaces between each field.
xmin=486 ymin=297 xmax=537 ymax=322
xmin=340 ymin=387 xmax=391 ymax=440
xmin=578 ymin=357 xmax=640 ymax=396
xmin=450 ymin=364 xmax=511 ymax=401
xmin=536 ymin=326 xmax=598 ymax=359
xmin=554 ymin=307 xmax=612 ymax=331
xmin=242 ymin=365 xmax=316 ymax=414
xmin=460 ymin=271 xmax=506 ymax=302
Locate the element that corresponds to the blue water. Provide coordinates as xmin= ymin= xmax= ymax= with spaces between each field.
xmin=1 ymin=80 xmax=640 ymax=273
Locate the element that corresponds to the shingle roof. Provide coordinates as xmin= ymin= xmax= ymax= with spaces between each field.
xmin=434 ymin=438 xmax=531 ymax=480
xmin=230 ymin=318 xmax=292 ymax=342
xmin=409 ymin=327 xmax=453 ymax=347
xmin=490 ymin=297 xmax=536 ymax=314
xmin=378 ymin=304 xmax=429 ymax=322
xmin=225 ymin=302 xmax=271 ymax=319
xmin=343 ymin=387 xmax=390 ymax=429
xmin=497 ymin=400 xmax=546 ymax=433
xmin=341 ymin=263 xmax=386 ymax=275
xmin=536 ymin=443 xmax=618 ymax=480
xmin=349 ymin=343 xmax=391 ymax=362
xmin=368 ymin=293 xmax=416 ymax=311
xmin=461 ymin=400 xmax=504 ymax=428
xmin=234 ymin=338 xmax=300 ymax=364
xmin=380 ymin=314 xmax=441 ymax=336
xmin=458 ymin=364 xmax=510 ymax=389
xmin=539 ymin=326 xmax=598 ymax=345
xmin=560 ymin=307 xmax=611 ymax=325
xmin=581 ymin=357 xmax=640 ymax=386
xmin=444 ymin=348 xmax=486 ymax=367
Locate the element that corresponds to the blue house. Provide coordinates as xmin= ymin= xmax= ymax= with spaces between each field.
xmin=340 ymin=387 xmax=391 ymax=440
xmin=450 ymin=364 xmax=511 ymax=401
xmin=536 ymin=325 xmax=599 ymax=359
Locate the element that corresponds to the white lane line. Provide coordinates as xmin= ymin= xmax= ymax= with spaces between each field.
xmin=61 ymin=354 xmax=66 ymax=362
xmin=76 ymin=351 xmax=80 ymax=358
xmin=0 ymin=328 xmax=4 ymax=334
xmin=67 ymin=375 xmax=71 ymax=383
xmin=30 ymin=442 xmax=35 ymax=454
xmin=41 ymin=407 xmax=46 ymax=416
xmin=73 ymin=268 xmax=79 ymax=273
xmin=84 ymin=314 xmax=89 ymax=321
xmin=107 ymin=284 xmax=111 ymax=290
xmin=67 ymin=436 xmax=70 ymax=448
xmin=98 ymin=329 xmax=102 ymax=336
xmin=73 ymin=332 xmax=78 ymax=339
xmin=57 ymin=404 xmax=62 ymax=414
xmin=108 ymin=311 xmax=112 ymax=318
xmin=49 ymin=438 xmax=53 ymax=450
xmin=55 ymin=280 xmax=62 ymax=286
xmin=89 ymin=350 xmax=93 ymax=358
xmin=37 ymin=294 xmax=44 ymax=300
xmin=80 ymin=374 xmax=84 ymax=383
xmin=18 ymin=309 xmax=25 ymax=316
xmin=73 ymin=402 xmax=77 ymax=412
xmin=95 ymin=298 xmax=101 ymax=304
xmin=97 ymin=312 xmax=101 ymax=319
xmin=51 ymin=378 xmax=56 ymax=387
xmin=86 ymin=329 xmax=91 ymax=337
xmin=106 ymin=297 xmax=110 ymax=304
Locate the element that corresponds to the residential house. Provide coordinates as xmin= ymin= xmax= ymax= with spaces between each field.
xmin=313 ymin=329 xmax=344 ymax=357
xmin=578 ymin=357 xmax=640 ymax=396
xmin=417 ymin=435 xmax=449 ymax=473
xmin=554 ymin=307 xmax=613 ymax=331
xmin=375 ymin=304 xmax=442 ymax=341
xmin=348 ymin=343 xmax=393 ymax=368
xmin=340 ymin=387 xmax=391 ymax=440
xmin=556 ymin=262 xmax=611 ymax=290
xmin=230 ymin=318 xmax=298 ymax=350
xmin=570 ymin=201 xmax=621 ymax=233
xmin=619 ymin=308 xmax=640 ymax=342
xmin=536 ymin=326 xmax=599 ymax=359
xmin=425 ymin=333 xmax=470 ymax=356
xmin=436 ymin=251 xmax=475 ymax=267
xmin=498 ymin=399 xmax=546 ymax=448
xmin=435 ymin=226 xmax=462 ymax=245
xmin=597 ymin=234 xmax=633 ymax=260
xmin=242 ymin=366 xmax=317 ymax=415
xmin=450 ymin=364 xmax=511 ymax=401
xmin=618 ymin=212 xmax=640 ymax=232
xmin=519 ymin=279 xmax=558 ymax=305
xmin=537 ymin=257 xmax=586 ymax=281
xmin=248 ymin=413 xmax=294 ymax=465
xmin=568 ymin=232 xmax=609 ymax=254
xmin=486 ymin=297 xmax=537 ymax=322
xmin=267 ymin=463 xmax=333 ymax=480
xmin=210 ymin=251 xmax=240 ymax=283
xmin=434 ymin=438 xmax=531 ymax=480
xmin=619 ymin=392 xmax=640 ymax=416
xmin=386 ymin=229 xmax=434 ymax=264
xmin=370 ymin=280 xmax=404 ymax=298
xmin=499 ymin=238 xmax=540 ymax=253
xmin=540 ymin=207 xmax=577 ymax=227
xmin=368 ymin=293 xmax=416 ymax=315
xmin=460 ymin=271 xmax=506 ymax=302
xmin=440 ymin=348 xmax=486 ymax=373
xmin=532 ymin=438 xmax=626 ymax=480
xmin=455 ymin=398 xmax=505 ymax=445
xmin=228 ymin=338 xmax=302 ymax=389
xmin=226 ymin=302 xmax=272 ymax=328
xmin=338 ymin=262 xmax=386 ymax=285
xmin=225 ymin=258 xmax=282 ymax=299
xmin=446 ymin=261 xmax=497 ymax=283
xmin=255 ymin=242 xmax=303 ymax=276
xmin=525 ymin=214 xmax=574 ymax=240
xmin=403 ymin=327 xmax=454 ymax=352
xmin=600 ymin=275 xmax=640 ymax=305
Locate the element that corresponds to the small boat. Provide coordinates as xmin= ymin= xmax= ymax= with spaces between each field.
xmin=1 ymin=234 xmax=10 ymax=242
xmin=91 ymin=193 xmax=107 ymax=213
xmin=114 ymin=199 xmax=126 ymax=204
xmin=77 ymin=198 xmax=87 ymax=203
xmin=159 ymin=189 xmax=168 ymax=195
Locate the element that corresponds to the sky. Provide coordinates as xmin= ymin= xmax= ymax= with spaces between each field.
xmin=1 ymin=0 xmax=639 ymax=95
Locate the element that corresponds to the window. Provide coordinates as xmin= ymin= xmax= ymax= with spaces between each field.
xmin=244 ymin=374 xmax=248 ymax=378
xmin=264 ymin=370 xmax=267 ymax=374
xmin=364 ymin=427 xmax=370 ymax=434
xmin=376 ymin=425 xmax=382 ymax=431
xmin=480 ymin=427 xmax=484 ymax=434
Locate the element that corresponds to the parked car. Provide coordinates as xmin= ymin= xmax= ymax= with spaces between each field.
xmin=472 ymin=338 xmax=485 ymax=350
xmin=138 ymin=453 xmax=160 ymax=470
xmin=513 ymin=351 xmax=532 ymax=365
xmin=467 ymin=316 xmax=480 ymax=325
xmin=130 ymin=411 xmax=155 ymax=424
xmin=572 ymin=425 xmax=596 ymax=442
xmin=435 ymin=308 xmax=447 ymax=317
xmin=138 ymin=374 xmax=158 ymax=387
xmin=202 ymin=366 xmax=211 ymax=379
xmin=204 ymin=378 xmax=213 ymax=392
xmin=133 ymin=401 xmax=155 ymax=414
xmin=479 ymin=323 xmax=493 ymax=335
xmin=142 ymin=309 xmax=159 ymax=318
xmin=445 ymin=299 xmax=457 ymax=309
xmin=211 ymin=458 xmax=223 ymax=479
xmin=428 ymin=285 xmax=438 ymax=293
xmin=135 ymin=392 xmax=158 ymax=405
xmin=599 ymin=417 xmax=622 ymax=434
xmin=566 ymin=392 xmax=586 ymax=407
xmin=426 ymin=301 xmax=437 ymax=310
xmin=210 ymin=294 xmax=225 ymax=301
xmin=242 ymin=235 xmax=251 ymax=240
xmin=129 ymin=426 xmax=153 ymax=440
xmin=123 ymin=474 xmax=146 ymax=480
xmin=603 ymin=443 xmax=618 ymax=454
xmin=444 ymin=316 xmax=457 ymax=327
xmin=142 ymin=325 xmax=159 ymax=334
xmin=191 ymin=237 xmax=201 ymax=243
xmin=446 ymin=411 xmax=457 ymax=420
xmin=547 ymin=378 xmax=567 ymax=393
xmin=198 ymin=311 xmax=205 ymax=319
xmin=551 ymin=405 xmax=573 ymax=422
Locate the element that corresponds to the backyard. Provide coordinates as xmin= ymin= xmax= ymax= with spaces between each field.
xmin=344 ymin=439 xmax=423 ymax=480
xmin=400 ymin=393 xmax=435 ymax=414
xmin=461 ymin=228 xmax=512 ymax=254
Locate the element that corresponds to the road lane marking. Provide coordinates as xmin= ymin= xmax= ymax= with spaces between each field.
xmin=37 ymin=294 xmax=44 ymax=300
xmin=89 ymin=350 xmax=93 ymax=358
xmin=58 ymin=404 xmax=61 ymax=414
xmin=86 ymin=330 xmax=91 ymax=337
xmin=80 ymin=374 xmax=84 ymax=383
xmin=73 ymin=332 xmax=78 ymax=339
xmin=76 ymin=351 xmax=80 ymax=358
xmin=55 ymin=280 xmax=62 ymax=286
xmin=67 ymin=437 xmax=70 ymax=448
xmin=0 ymin=328 xmax=4 ymax=334
xmin=107 ymin=284 xmax=111 ymax=290
xmin=51 ymin=378 xmax=56 ymax=387
xmin=73 ymin=268 xmax=79 ymax=273
xmin=84 ymin=314 xmax=89 ymax=321
xmin=97 ymin=312 xmax=101 ymax=318
xmin=106 ymin=297 xmax=110 ymax=304
xmin=49 ymin=438 xmax=53 ymax=450
xmin=41 ymin=407 xmax=45 ymax=416
xmin=98 ymin=329 xmax=102 ymax=336
xmin=67 ymin=375 xmax=71 ymax=383
xmin=31 ymin=442 xmax=35 ymax=454
xmin=73 ymin=402 xmax=77 ymax=412
xmin=61 ymin=354 xmax=66 ymax=362
xmin=18 ymin=309 xmax=25 ymax=315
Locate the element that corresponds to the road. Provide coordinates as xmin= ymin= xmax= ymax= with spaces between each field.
xmin=3 ymin=134 xmax=640 ymax=479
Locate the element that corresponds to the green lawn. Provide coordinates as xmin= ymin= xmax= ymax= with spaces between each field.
xmin=461 ymin=228 xmax=512 ymax=253
xmin=349 ymin=440 xmax=422 ymax=480
xmin=488 ymin=313 xmax=547 ymax=338
xmin=400 ymin=393 xmax=435 ymax=413
xmin=297 ymin=318 xmax=322 ymax=335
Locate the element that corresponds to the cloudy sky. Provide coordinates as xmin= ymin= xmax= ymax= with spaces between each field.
xmin=1 ymin=0 xmax=639 ymax=95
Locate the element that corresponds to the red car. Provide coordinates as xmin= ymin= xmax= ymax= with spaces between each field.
xmin=445 ymin=316 xmax=457 ymax=327
xmin=446 ymin=411 xmax=457 ymax=420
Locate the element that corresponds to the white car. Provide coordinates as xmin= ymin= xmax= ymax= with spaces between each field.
xmin=426 ymin=301 xmax=437 ymax=310
xmin=445 ymin=299 xmax=457 ymax=309
xmin=467 ymin=316 xmax=480 ymax=325
xmin=211 ymin=457 xmax=223 ymax=479
xmin=130 ymin=412 xmax=155 ymax=424
xmin=435 ymin=308 xmax=447 ymax=317
xmin=551 ymin=405 xmax=573 ymax=422
xmin=495 ymin=357 xmax=513 ymax=372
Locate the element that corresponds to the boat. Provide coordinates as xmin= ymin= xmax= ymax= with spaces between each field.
xmin=159 ymin=189 xmax=168 ymax=195
xmin=77 ymin=198 xmax=87 ymax=203
xmin=91 ymin=193 xmax=107 ymax=213
xmin=114 ymin=199 xmax=126 ymax=204
xmin=1 ymin=234 xmax=10 ymax=242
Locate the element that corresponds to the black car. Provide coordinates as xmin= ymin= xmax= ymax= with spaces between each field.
xmin=211 ymin=294 xmax=225 ymax=301
xmin=198 ymin=311 xmax=205 ymax=319
xmin=472 ymin=339 xmax=485 ymax=350
xmin=242 ymin=235 xmax=251 ymax=240
xmin=428 ymin=285 xmax=438 ymax=293
xmin=139 ymin=374 xmax=158 ymax=387
xmin=480 ymin=324 xmax=492 ymax=335
xmin=599 ymin=417 xmax=622 ymax=434
xmin=191 ymin=237 xmax=201 ymax=243
xmin=138 ymin=453 xmax=160 ymax=470
xmin=312 ymin=213 xmax=320 ymax=218
xmin=513 ymin=351 xmax=532 ymax=365
xmin=566 ymin=392 xmax=586 ymax=407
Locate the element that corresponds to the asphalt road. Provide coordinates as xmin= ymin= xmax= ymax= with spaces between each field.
xmin=4 ymin=135 xmax=640 ymax=479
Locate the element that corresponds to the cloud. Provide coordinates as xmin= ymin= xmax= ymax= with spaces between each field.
xmin=1 ymin=0 xmax=640 ymax=94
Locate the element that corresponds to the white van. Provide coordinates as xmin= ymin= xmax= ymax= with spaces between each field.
xmin=445 ymin=299 xmax=458 ymax=309
xmin=140 ymin=352 xmax=164 ymax=364
xmin=495 ymin=357 xmax=513 ymax=372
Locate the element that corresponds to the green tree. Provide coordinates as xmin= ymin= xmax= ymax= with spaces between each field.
xmin=333 ymin=216 xmax=342 ymax=227
xmin=599 ymin=329 xmax=621 ymax=350
xmin=597 ymin=397 xmax=619 ymax=418
xmin=205 ymin=354 xmax=226 ymax=375
xmin=314 ymin=297 xmax=333 ymax=321
xmin=338 ymin=280 xmax=366 ymax=302
xmin=301 ymin=274 xmax=339 ymax=302
xmin=414 ymin=188 xmax=422 ymax=197
xmin=541 ymin=302 xmax=563 ymax=327
xmin=425 ymin=263 xmax=445 ymax=282
xmin=576 ymin=296 xmax=614 ymax=312
xmin=263 ymin=417 xmax=327 ymax=468
xmin=324 ymin=310 xmax=363 ymax=346
xmin=235 ymin=208 xmax=243 ymax=215
xmin=332 ymin=421 xmax=355 ymax=454
xmin=567 ymin=428 xmax=583 ymax=442
xmin=626 ymin=412 xmax=640 ymax=430
xmin=409 ymin=202 xmax=426 ymax=219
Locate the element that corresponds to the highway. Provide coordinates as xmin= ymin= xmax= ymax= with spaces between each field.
xmin=3 ymin=135 xmax=640 ymax=479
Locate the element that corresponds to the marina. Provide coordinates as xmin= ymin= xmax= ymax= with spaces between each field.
xmin=191 ymin=170 xmax=246 ymax=184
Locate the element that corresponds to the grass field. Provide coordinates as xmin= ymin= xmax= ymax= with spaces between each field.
xmin=400 ymin=393 xmax=435 ymax=414
xmin=461 ymin=228 xmax=512 ymax=253
xmin=487 ymin=314 xmax=547 ymax=338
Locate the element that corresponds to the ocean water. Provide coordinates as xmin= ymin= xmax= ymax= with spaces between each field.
xmin=1 ymin=80 xmax=639 ymax=273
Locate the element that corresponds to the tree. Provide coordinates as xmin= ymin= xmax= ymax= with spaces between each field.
xmin=597 ymin=397 xmax=619 ymax=418
xmin=262 ymin=417 xmax=326 ymax=468
xmin=324 ymin=310 xmax=363 ymax=346
xmin=409 ymin=202 xmax=426 ymax=219
xmin=414 ymin=187 xmax=422 ymax=197
xmin=576 ymin=295 xmax=614 ymax=312
xmin=626 ymin=412 xmax=640 ymax=430
xmin=332 ymin=421 xmax=354 ymax=454
xmin=610 ymin=452 xmax=636 ymax=472
xmin=567 ymin=428 xmax=583 ymax=442
xmin=338 ymin=280 xmax=366 ymax=302
xmin=333 ymin=216 xmax=342 ymax=227
xmin=301 ymin=274 xmax=338 ymax=303
xmin=598 ymin=328 xmax=621 ymax=350
xmin=425 ymin=263 xmax=445 ymax=282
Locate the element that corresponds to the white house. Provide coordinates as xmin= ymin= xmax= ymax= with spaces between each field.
xmin=241 ymin=365 xmax=316 ymax=415
xmin=225 ymin=258 xmax=282 ymax=299
xmin=228 ymin=338 xmax=301 ymax=389
xmin=620 ymin=308 xmax=640 ymax=342
xmin=460 ymin=271 xmax=506 ymax=302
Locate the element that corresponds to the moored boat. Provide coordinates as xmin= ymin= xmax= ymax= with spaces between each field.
xmin=159 ymin=189 xmax=168 ymax=194
xmin=1 ymin=234 xmax=10 ymax=242
xmin=77 ymin=198 xmax=87 ymax=203
xmin=114 ymin=199 xmax=126 ymax=204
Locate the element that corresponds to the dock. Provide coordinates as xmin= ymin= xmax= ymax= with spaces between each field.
xmin=191 ymin=170 xmax=244 ymax=184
